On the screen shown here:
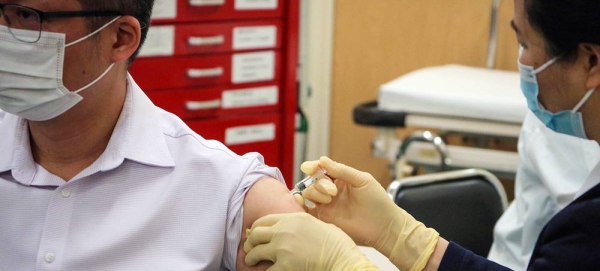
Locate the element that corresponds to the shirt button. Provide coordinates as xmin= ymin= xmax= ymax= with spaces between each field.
xmin=45 ymin=253 xmax=55 ymax=263
xmin=61 ymin=189 xmax=71 ymax=198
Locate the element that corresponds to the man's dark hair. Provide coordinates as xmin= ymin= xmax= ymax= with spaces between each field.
xmin=525 ymin=0 xmax=600 ymax=62
xmin=78 ymin=0 xmax=155 ymax=65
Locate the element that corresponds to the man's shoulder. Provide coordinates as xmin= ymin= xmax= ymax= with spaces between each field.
xmin=152 ymin=106 xmax=265 ymax=169
xmin=155 ymin=108 xmax=228 ymax=154
xmin=127 ymin=81 xmax=268 ymax=177
xmin=153 ymin=107 xmax=197 ymax=140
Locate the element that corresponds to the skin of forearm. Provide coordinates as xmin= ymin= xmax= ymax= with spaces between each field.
xmin=423 ymin=238 xmax=449 ymax=271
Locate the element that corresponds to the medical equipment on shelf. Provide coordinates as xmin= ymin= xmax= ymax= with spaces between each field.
xmin=353 ymin=0 xmax=522 ymax=181
xmin=291 ymin=167 xmax=330 ymax=196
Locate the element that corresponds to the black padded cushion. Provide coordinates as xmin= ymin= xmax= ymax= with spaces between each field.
xmin=352 ymin=101 xmax=407 ymax=127
xmin=395 ymin=176 xmax=504 ymax=257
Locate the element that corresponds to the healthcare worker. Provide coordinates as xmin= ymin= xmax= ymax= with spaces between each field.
xmin=243 ymin=0 xmax=600 ymax=269
xmin=488 ymin=111 xmax=600 ymax=270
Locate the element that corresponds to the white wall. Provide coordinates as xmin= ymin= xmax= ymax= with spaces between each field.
xmin=299 ymin=0 xmax=335 ymax=162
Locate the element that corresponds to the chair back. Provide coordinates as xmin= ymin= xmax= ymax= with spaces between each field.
xmin=387 ymin=169 xmax=508 ymax=257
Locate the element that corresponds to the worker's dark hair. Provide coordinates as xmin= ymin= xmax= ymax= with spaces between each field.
xmin=525 ymin=0 xmax=600 ymax=61
xmin=78 ymin=0 xmax=155 ymax=65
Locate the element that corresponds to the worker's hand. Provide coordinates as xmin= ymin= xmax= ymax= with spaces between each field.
xmin=243 ymin=212 xmax=380 ymax=271
xmin=300 ymin=156 xmax=439 ymax=271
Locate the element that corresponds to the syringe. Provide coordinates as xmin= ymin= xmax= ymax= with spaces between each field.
xmin=291 ymin=167 xmax=330 ymax=196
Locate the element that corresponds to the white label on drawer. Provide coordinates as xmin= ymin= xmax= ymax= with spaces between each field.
xmin=233 ymin=26 xmax=277 ymax=50
xmin=222 ymin=86 xmax=278 ymax=109
xmin=232 ymin=51 xmax=275 ymax=84
xmin=235 ymin=0 xmax=277 ymax=10
xmin=138 ymin=26 xmax=175 ymax=57
xmin=152 ymin=0 xmax=177 ymax=19
xmin=226 ymin=123 xmax=276 ymax=145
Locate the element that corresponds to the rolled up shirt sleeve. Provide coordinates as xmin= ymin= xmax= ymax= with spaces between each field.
xmin=221 ymin=153 xmax=285 ymax=270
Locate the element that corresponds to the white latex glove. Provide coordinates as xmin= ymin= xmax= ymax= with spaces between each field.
xmin=300 ymin=156 xmax=439 ymax=271
xmin=244 ymin=212 xmax=380 ymax=271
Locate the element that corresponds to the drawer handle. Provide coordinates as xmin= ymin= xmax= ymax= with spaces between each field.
xmin=185 ymin=100 xmax=222 ymax=111
xmin=189 ymin=0 xmax=225 ymax=6
xmin=187 ymin=67 xmax=224 ymax=78
xmin=188 ymin=35 xmax=225 ymax=46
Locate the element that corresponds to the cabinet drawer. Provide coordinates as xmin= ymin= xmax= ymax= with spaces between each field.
xmin=130 ymin=50 xmax=281 ymax=90
xmin=152 ymin=0 xmax=284 ymax=23
xmin=139 ymin=20 xmax=283 ymax=57
xmin=187 ymin=113 xmax=282 ymax=166
xmin=147 ymin=83 xmax=280 ymax=120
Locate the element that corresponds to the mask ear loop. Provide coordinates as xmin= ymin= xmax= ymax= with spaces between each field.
xmin=66 ymin=16 xmax=121 ymax=93
xmin=73 ymin=63 xmax=116 ymax=94
xmin=572 ymin=88 xmax=596 ymax=112
xmin=533 ymin=56 xmax=559 ymax=75
xmin=66 ymin=16 xmax=122 ymax=47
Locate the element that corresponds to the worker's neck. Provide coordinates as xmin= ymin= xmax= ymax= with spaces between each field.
xmin=588 ymin=125 xmax=600 ymax=145
xmin=583 ymin=96 xmax=600 ymax=145
xmin=28 ymin=77 xmax=127 ymax=182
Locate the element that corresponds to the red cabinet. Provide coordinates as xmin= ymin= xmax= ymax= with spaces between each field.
xmin=187 ymin=113 xmax=282 ymax=167
xmin=130 ymin=0 xmax=298 ymax=187
xmin=151 ymin=0 xmax=285 ymax=24
xmin=146 ymin=83 xmax=281 ymax=119
xmin=131 ymin=51 xmax=283 ymax=90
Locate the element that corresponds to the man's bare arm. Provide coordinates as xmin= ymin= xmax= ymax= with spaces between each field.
xmin=236 ymin=178 xmax=305 ymax=271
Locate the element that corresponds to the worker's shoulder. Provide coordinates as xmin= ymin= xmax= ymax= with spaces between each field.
xmin=545 ymin=183 xmax=600 ymax=236
xmin=530 ymin=183 xmax=600 ymax=269
xmin=570 ymin=182 xmax=600 ymax=209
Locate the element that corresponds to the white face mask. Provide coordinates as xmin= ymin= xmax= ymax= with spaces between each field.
xmin=0 ymin=17 xmax=119 ymax=121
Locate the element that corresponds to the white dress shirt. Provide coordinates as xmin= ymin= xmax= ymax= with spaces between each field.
xmin=488 ymin=112 xmax=600 ymax=270
xmin=0 ymin=75 xmax=283 ymax=271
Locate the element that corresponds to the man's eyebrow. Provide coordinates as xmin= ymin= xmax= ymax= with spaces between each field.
xmin=510 ymin=20 xmax=520 ymax=34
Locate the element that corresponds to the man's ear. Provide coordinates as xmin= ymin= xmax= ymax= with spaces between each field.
xmin=581 ymin=43 xmax=600 ymax=90
xmin=108 ymin=16 xmax=141 ymax=63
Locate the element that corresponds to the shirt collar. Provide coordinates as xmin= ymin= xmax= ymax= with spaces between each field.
xmin=0 ymin=73 xmax=175 ymax=184
xmin=100 ymin=74 xmax=175 ymax=171
xmin=0 ymin=112 xmax=12 ymax=172
xmin=0 ymin=113 xmax=37 ymax=184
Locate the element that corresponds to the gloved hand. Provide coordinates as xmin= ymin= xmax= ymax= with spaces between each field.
xmin=243 ymin=212 xmax=380 ymax=271
xmin=300 ymin=156 xmax=440 ymax=271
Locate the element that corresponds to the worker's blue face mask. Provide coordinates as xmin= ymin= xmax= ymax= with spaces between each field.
xmin=518 ymin=48 xmax=596 ymax=139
